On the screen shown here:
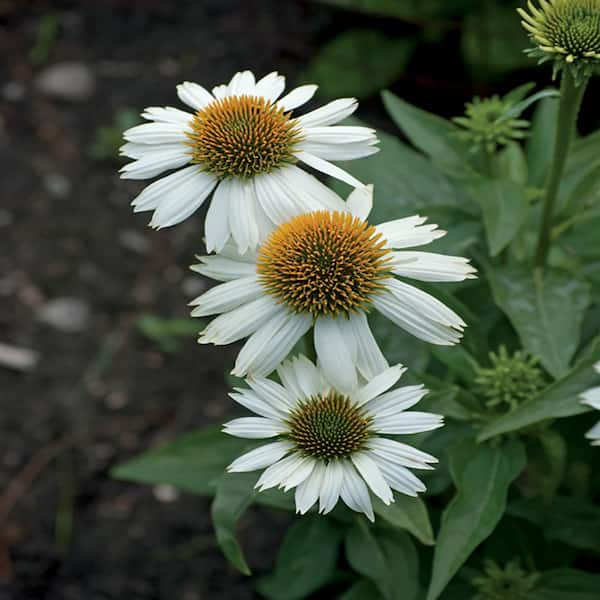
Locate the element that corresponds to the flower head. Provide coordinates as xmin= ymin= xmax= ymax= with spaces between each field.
xmin=190 ymin=186 xmax=476 ymax=391
xmin=580 ymin=361 xmax=600 ymax=445
xmin=453 ymin=95 xmax=530 ymax=154
xmin=120 ymin=70 xmax=379 ymax=253
xmin=518 ymin=0 xmax=600 ymax=81
xmin=225 ymin=355 xmax=443 ymax=520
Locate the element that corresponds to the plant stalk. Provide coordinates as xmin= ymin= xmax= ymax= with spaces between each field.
xmin=534 ymin=69 xmax=588 ymax=268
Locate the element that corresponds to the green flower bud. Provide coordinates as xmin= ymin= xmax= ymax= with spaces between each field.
xmin=518 ymin=0 xmax=600 ymax=83
xmin=472 ymin=559 xmax=540 ymax=600
xmin=475 ymin=346 xmax=547 ymax=411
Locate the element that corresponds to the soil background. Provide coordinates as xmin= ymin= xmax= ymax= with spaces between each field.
xmin=1 ymin=2 xmax=598 ymax=599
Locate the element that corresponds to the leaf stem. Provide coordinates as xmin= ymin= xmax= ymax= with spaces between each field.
xmin=534 ymin=70 xmax=588 ymax=268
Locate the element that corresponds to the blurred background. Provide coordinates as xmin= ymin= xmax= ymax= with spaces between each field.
xmin=1 ymin=1 xmax=598 ymax=599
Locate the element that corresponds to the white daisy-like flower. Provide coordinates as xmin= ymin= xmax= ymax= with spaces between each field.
xmin=225 ymin=355 xmax=443 ymax=520
xmin=120 ymin=70 xmax=378 ymax=253
xmin=581 ymin=361 xmax=600 ymax=446
xmin=190 ymin=186 xmax=476 ymax=392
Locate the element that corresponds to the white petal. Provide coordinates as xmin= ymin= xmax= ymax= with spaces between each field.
xmin=177 ymin=81 xmax=214 ymax=110
xmin=253 ymin=171 xmax=299 ymax=226
xmin=392 ymin=251 xmax=477 ymax=282
xmin=255 ymin=71 xmax=285 ymax=102
xmin=289 ymin=355 xmax=327 ymax=398
xmin=223 ymin=417 xmax=284 ymax=439
xmin=229 ymin=389 xmax=287 ymax=420
xmin=277 ymin=84 xmax=318 ymax=111
xmin=190 ymin=255 xmax=256 ymax=282
xmin=351 ymin=452 xmax=393 ymax=505
xmin=581 ymin=386 xmax=600 ymax=410
xmin=314 ymin=317 xmax=358 ymax=394
xmin=227 ymin=70 xmax=256 ymax=96
xmin=295 ymin=150 xmax=363 ymax=188
xmin=233 ymin=311 xmax=311 ymax=377
xmin=367 ymin=437 xmax=438 ymax=470
xmin=228 ymin=179 xmax=260 ymax=254
xmin=190 ymin=276 xmax=262 ymax=315
xmin=149 ymin=171 xmax=217 ymax=229
xmin=256 ymin=453 xmax=307 ymax=491
xmin=281 ymin=457 xmax=316 ymax=492
xmin=302 ymin=126 xmax=376 ymax=145
xmin=297 ymin=98 xmax=358 ymax=127
xmin=347 ymin=311 xmax=388 ymax=380
xmin=296 ymin=140 xmax=379 ymax=161
xmin=319 ymin=460 xmax=345 ymax=514
xmin=372 ymin=454 xmax=426 ymax=496
xmin=372 ymin=286 xmax=464 ymax=346
xmin=366 ymin=385 xmax=428 ymax=417
xmin=199 ymin=297 xmax=281 ymax=345
xmin=123 ymin=122 xmax=188 ymax=145
xmin=339 ymin=461 xmax=374 ymax=521
xmin=141 ymin=106 xmax=193 ymax=125
xmin=373 ymin=411 xmax=444 ymax=435
xmin=295 ymin=461 xmax=326 ymax=514
xmin=212 ymin=83 xmax=229 ymax=99
xmin=375 ymin=216 xmax=446 ymax=250
xmin=227 ymin=441 xmax=294 ymax=472
xmin=130 ymin=165 xmax=199 ymax=212
xmin=346 ymin=184 xmax=373 ymax=221
xmin=204 ymin=180 xmax=232 ymax=252
xmin=586 ymin=421 xmax=600 ymax=443
xmin=120 ymin=148 xmax=191 ymax=180
xmin=246 ymin=376 xmax=296 ymax=411
xmin=352 ymin=364 xmax=406 ymax=407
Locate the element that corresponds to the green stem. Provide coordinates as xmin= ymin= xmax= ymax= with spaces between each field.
xmin=534 ymin=69 xmax=588 ymax=268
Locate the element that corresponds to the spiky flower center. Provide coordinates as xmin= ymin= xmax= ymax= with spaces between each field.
xmin=286 ymin=392 xmax=371 ymax=459
xmin=521 ymin=0 xmax=600 ymax=60
xmin=185 ymin=95 xmax=302 ymax=178
xmin=257 ymin=211 xmax=393 ymax=317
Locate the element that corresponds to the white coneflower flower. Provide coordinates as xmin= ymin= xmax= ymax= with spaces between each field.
xmin=225 ymin=355 xmax=443 ymax=520
xmin=190 ymin=186 xmax=476 ymax=391
xmin=120 ymin=70 xmax=378 ymax=253
xmin=581 ymin=361 xmax=600 ymax=445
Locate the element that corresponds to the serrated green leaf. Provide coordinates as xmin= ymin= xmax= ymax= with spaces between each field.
xmin=373 ymin=494 xmax=435 ymax=545
xmin=477 ymin=343 xmax=600 ymax=441
xmin=302 ymin=30 xmax=414 ymax=99
xmin=488 ymin=265 xmax=590 ymax=378
xmin=426 ymin=439 xmax=526 ymax=600
xmin=211 ymin=472 xmax=256 ymax=575
xmin=257 ymin=517 xmax=342 ymax=600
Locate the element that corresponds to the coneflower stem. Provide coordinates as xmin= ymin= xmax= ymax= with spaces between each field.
xmin=534 ymin=69 xmax=588 ymax=268
xmin=303 ymin=331 xmax=316 ymax=363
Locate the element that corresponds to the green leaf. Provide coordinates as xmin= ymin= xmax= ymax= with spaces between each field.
xmin=112 ymin=427 xmax=253 ymax=495
xmin=426 ymin=439 xmax=526 ymax=600
xmin=136 ymin=313 xmax=200 ymax=354
xmin=508 ymin=496 xmax=600 ymax=553
xmin=330 ymin=121 xmax=474 ymax=223
xmin=531 ymin=568 xmax=600 ymax=599
xmin=529 ymin=429 xmax=567 ymax=501
xmin=477 ymin=344 xmax=600 ymax=441
xmin=257 ymin=516 xmax=342 ymax=600
xmin=475 ymin=179 xmax=528 ymax=256
xmin=381 ymin=90 xmax=473 ymax=178
xmin=210 ymin=472 xmax=256 ymax=575
xmin=373 ymin=493 xmax=435 ymax=545
xmin=497 ymin=142 xmax=528 ymax=185
xmin=488 ymin=265 xmax=591 ymax=378
xmin=527 ymin=97 xmax=559 ymax=187
xmin=340 ymin=580 xmax=384 ymax=600
xmin=302 ymin=30 xmax=414 ymax=99
xmin=346 ymin=521 xmax=420 ymax=600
